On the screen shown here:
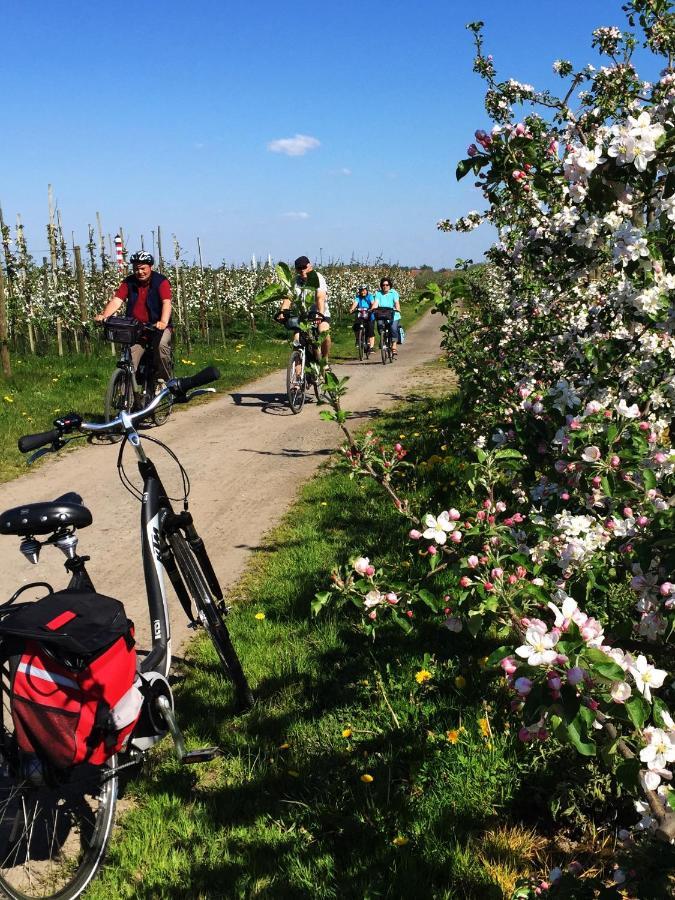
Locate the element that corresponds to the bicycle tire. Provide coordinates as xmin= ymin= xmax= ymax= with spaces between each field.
xmin=0 ymin=667 xmax=118 ymax=900
xmin=103 ymin=368 xmax=131 ymax=443
xmin=357 ymin=327 xmax=365 ymax=361
xmin=380 ymin=335 xmax=387 ymax=366
xmin=286 ymin=350 xmax=305 ymax=414
xmin=151 ymin=378 xmax=173 ymax=427
xmin=168 ymin=533 xmax=254 ymax=710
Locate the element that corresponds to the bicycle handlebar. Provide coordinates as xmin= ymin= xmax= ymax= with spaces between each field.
xmin=17 ymin=367 xmax=221 ymax=453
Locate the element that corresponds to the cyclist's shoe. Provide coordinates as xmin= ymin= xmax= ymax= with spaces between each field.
xmin=155 ymin=379 xmax=167 ymax=395
xmin=292 ymin=340 xmax=302 ymax=349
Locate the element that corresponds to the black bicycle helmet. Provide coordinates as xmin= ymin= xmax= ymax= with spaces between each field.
xmin=130 ymin=251 xmax=155 ymax=266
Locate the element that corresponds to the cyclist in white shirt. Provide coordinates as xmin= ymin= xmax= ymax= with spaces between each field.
xmin=279 ymin=255 xmax=331 ymax=361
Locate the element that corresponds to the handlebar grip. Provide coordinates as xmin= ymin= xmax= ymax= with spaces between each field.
xmin=18 ymin=429 xmax=60 ymax=453
xmin=171 ymin=366 xmax=221 ymax=395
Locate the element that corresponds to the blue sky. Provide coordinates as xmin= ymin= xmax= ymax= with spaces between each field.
xmin=0 ymin=1 xmax=664 ymax=267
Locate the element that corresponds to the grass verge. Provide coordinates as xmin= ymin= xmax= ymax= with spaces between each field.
xmin=84 ymin=385 xmax=581 ymax=900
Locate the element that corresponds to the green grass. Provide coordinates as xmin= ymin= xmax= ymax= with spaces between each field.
xmin=84 ymin=389 xmax=559 ymax=900
xmin=0 ymin=303 xmax=430 ymax=483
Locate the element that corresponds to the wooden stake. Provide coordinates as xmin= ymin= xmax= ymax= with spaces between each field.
xmin=56 ymin=317 xmax=63 ymax=357
xmin=0 ymin=264 xmax=12 ymax=376
xmin=157 ymin=225 xmax=164 ymax=272
xmin=96 ymin=212 xmax=106 ymax=268
xmin=47 ymin=185 xmax=58 ymax=273
xmin=74 ymin=246 xmax=91 ymax=355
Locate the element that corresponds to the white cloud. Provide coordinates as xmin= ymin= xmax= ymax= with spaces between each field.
xmin=281 ymin=211 xmax=310 ymax=219
xmin=267 ymin=134 xmax=320 ymax=156
xmin=330 ymin=167 xmax=352 ymax=176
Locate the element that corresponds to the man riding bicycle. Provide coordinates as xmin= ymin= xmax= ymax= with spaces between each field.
xmin=95 ymin=251 xmax=173 ymax=383
xmin=277 ymin=255 xmax=331 ymax=362
xmin=349 ymin=284 xmax=375 ymax=354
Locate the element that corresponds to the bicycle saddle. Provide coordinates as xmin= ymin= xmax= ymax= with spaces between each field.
xmin=0 ymin=492 xmax=93 ymax=536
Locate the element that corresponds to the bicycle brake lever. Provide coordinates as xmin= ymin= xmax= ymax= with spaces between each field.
xmin=27 ymin=446 xmax=56 ymax=465
xmin=184 ymin=388 xmax=216 ymax=402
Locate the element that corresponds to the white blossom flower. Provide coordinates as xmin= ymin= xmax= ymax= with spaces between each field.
xmin=422 ymin=512 xmax=456 ymax=545
xmin=515 ymin=627 xmax=559 ymax=666
xmin=628 ymin=655 xmax=667 ymax=702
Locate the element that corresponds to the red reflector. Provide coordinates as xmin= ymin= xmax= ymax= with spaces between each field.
xmin=45 ymin=610 xmax=77 ymax=631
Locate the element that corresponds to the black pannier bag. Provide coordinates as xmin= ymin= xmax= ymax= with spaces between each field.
xmin=0 ymin=590 xmax=142 ymax=768
xmin=103 ymin=316 xmax=143 ymax=346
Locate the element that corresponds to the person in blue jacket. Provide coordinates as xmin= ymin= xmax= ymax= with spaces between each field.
xmin=349 ymin=284 xmax=375 ymax=354
xmin=371 ymin=276 xmax=402 ymax=356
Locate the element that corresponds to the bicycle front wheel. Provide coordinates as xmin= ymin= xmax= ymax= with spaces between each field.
xmin=357 ymin=327 xmax=365 ymax=361
xmin=286 ymin=350 xmax=305 ymax=414
xmin=151 ymin=379 xmax=173 ymax=427
xmin=168 ymin=534 xmax=254 ymax=710
xmin=380 ymin=336 xmax=387 ymax=366
xmin=104 ymin=368 xmax=131 ymax=443
xmin=0 ymin=671 xmax=118 ymax=899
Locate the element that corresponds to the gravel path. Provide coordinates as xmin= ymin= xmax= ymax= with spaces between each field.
xmin=0 ymin=311 xmax=442 ymax=652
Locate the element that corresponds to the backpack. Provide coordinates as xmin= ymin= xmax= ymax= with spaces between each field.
xmin=0 ymin=590 xmax=142 ymax=769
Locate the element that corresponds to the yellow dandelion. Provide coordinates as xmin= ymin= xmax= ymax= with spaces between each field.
xmin=478 ymin=656 xmax=489 ymax=668
xmin=415 ymin=669 xmax=433 ymax=685
xmin=478 ymin=717 xmax=490 ymax=739
xmin=254 ymin=611 xmax=266 ymax=620
xmin=3 ymin=396 xmax=13 ymax=403
xmin=360 ymin=773 xmax=374 ymax=783
xmin=399 ymin=434 xmax=406 ymax=439
xmin=446 ymin=729 xmax=461 ymax=744
xmin=342 ymin=728 xmax=353 ymax=738
xmin=413 ymin=432 xmax=420 ymax=437
xmin=51 ymin=377 xmax=58 ymax=383
xmin=392 ymin=836 xmax=409 ymax=847
xmin=454 ymin=675 xmax=467 ymax=690
xmin=320 ymin=501 xmax=327 ymax=506
xmin=288 ymin=770 xmax=300 ymax=777
xmin=441 ymin=444 xmax=448 ymax=451
xmin=278 ymin=742 xmax=290 ymax=750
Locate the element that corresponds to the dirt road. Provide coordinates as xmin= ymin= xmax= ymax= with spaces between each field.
xmin=0 ymin=312 xmax=443 ymax=651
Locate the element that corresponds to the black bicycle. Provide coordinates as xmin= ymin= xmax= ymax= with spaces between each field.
xmin=0 ymin=368 xmax=252 ymax=899
xmin=279 ymin=311 xmax=323 ymax=414
xmin=353 ymin=310 xmax=371 ymax=361
xmin=375 ymin=309 xmax=395 ymax=365
xmin=102 ymin=316 xmax=173 ymax=435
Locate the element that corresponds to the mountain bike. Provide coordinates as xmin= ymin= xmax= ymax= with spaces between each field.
xmin=278 ymin=311 xmax=324 ymax=414
xmin=101 ymin=317 xmax=173 ymax=438
xmin=375 ymin=310 xmax=395 ymax=365
xmin=0 ymin=368 xmax=252 ymax=899
xmin=353 ymin=311 xmax=370 ymax=361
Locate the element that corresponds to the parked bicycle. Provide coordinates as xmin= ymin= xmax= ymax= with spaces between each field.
xmin=101 ymin=316 xmax=173 ymax=436
xmin=0 ymin=367 xmax=252 ymax=899
xmin=374 ymin=309 xmax=395 ymax=365
xmin=277 ymin=310 xmax=324 ymax=414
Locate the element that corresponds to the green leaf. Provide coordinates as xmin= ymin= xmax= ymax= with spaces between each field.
xmin=275 ymin=262 xmax=292 ymax=287
xmin=485 ymin=645 xmax=511 ymax=667
xmin=601 ymin=476 xmax=612 ymax=498
xmin=566 ymin=715 xmax=596 ymax=756
xmin=466 ymin=614 xmax=483 ymax=638
xmin=392 ymin=613 xmax=413 ymax=634
xmin=254 ymin=283 xmax=286 ymax=305
xmin=311 ymin=591 xmax=332 ymax=616
xmin=319 ymin=410 xmax=337 ymax=422
xmin=305 ymin=269 xmax=320 ymax=289
xmin=652 ymin=697 xmax=672 ymax=729
xmin=616 ymin=757 xmax=640 ymax=790
xmin=582 ymin=648 xmax=625 ymax=682
xmin=625 ymin=694 xmax=650 ymax=730
xmin=456 ymin=158 xmax=474 ymax=181
xmin=494 ymin=449 xmax=523 ymax=460
xmin=643 ymin=468 xmax=657 ymax=491
xmin=417 ymin=589 xmax=440 ymax=612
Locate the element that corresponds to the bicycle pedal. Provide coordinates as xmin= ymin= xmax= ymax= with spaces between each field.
xmin=181 ymin=747 xmax=222 ymax=765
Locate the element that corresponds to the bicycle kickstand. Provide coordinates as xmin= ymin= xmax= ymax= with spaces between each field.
xmin=155 ymin=695 xmax=221 ymax=765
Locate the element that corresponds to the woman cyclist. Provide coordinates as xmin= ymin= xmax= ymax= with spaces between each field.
xmin=349 ymin=284 xmax=375 ymax=356
xmin=371 ymin=277 xmax=401 ymax=356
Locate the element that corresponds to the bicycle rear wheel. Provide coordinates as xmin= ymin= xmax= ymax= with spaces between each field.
xmin=168 ymin=533 xmax=253 ymax=710
xmin=286 ymin=350 xmax=305 ymax=414
xmin=0 ymin=665 xmax=118 ymax=900
xmin=151 ymin=378 xmax=173 ymax=427
xmin=103 ymin=368 xmax=131 ymax=443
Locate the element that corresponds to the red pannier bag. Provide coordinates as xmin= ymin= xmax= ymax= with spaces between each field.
xmin=0 ymin=589 xmax=143 ymax=769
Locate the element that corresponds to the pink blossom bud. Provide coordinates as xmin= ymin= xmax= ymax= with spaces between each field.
xmin=660 ymin=582 xmax=673 ymax=596
xmin=476 ymin=510 xmax=486 ymax=521
xmin=555 ymin=654 xmax=569 ymax=665
xmin=459 ymin=576 xmax=472 ymax=588
xmin=648 ymin=432 xmax=657 ymax=444
xmin=491 ymin=567 xmax=504 ymax=580
xmin=653 ymin=451 xmax=667 ymax=464
xmin=637 ymin=516 xmax=649 ymax=527
xmin=394 ymin=443 xmax=402 ymax=452
xmin=483 ymin=499 xmax=492 ymax=509
xmin=639 ymin=421 xmax=650 ymax=431
xmin=610 ymin=455 xmax=621 ymax=468
xmin=365 ymin=565 xmax=375 ymax=577
xmin=448 ymin=508 xmax=461 ymax=520
xmin=467 ymin=555 xmax=479 ymax=568
xmin=508 ymin=574 xmax=518 ymax=585
xmin=592 ymin=476 xmax=602 ymax=487
xmin=487 ymin=515 xmax=496 ymax=525
xmin=386 ymin=592 xmax=398 ymax=604
xmin=483 ymin=581 xmax=495 ymax=592
xmin=450 ymin=531 xmax=462 ymax=543
xmin=495 ymin=501 xmax=507 ymax=513
xmin=368 ymin=610 xmax=377 ymax=620
xmin=623 ymin=507 xmax=633 ymax=518
xmin=406 ymin=610 xmax=413 ymax=618
xmin=500 ymin=657 xmax=518 ymax=675
xmin=516 ymin=566 xmax=527 ymax=579
xmin=537 ymin=728 xmax=549 ymax=741
xmin=409 ymin=529 xmax=422 ymax=540
xmin=428 ymin=546 xmax=437 ymax=556
xmin=548 ymin=675 xmax=562 ymax=691
xmin=560 ymin=492 xmax=570 ymax=501
xmin=567 ymin=667 xmax=586 ymax=686
xmin=518 ymin=727 xmax=531 ymax=742
xmin=467 ymin=143 xmax=479 ymax=157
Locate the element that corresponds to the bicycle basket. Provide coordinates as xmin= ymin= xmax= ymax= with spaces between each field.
xmin=373 ymin=308 xmax=394 ymax=321
xmin=104 ymin=316 xmax=142 ymax=345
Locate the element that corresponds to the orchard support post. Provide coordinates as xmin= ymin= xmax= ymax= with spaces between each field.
xmin=0 ymin=265 xmax=12 ymax=376
xmin=74 ymin=246 xmax=91 ymax=355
